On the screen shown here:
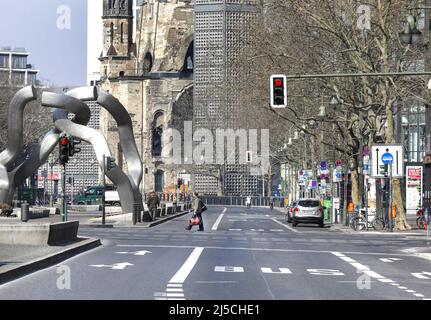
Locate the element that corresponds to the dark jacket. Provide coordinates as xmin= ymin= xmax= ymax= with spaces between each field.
xmin=147 ymin=192 xmax=160 ymax=208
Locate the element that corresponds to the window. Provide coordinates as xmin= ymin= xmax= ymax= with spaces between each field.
xmin=402 ymin=102 xmax=426 ymax=162
xmin=298 ymin=200 xmax=320 ymax=207
xmin=27 ymin=73 xmax=37 ymax=84
xmin=12 ymin=56 xmax=26 ymax=69
xmin=0 ymin=54 xmax=8 ymax=68
xmin=110 ymin=23 xmax=114 ymax=44
xmin=121 ymin=23 xmax=124 ymax=43
xmin=11 ymin=71 xmax=25 ymax=84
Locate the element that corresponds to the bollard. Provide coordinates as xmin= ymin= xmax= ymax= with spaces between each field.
xmin=133 ymin=203 xmax=141 ymax=225
xmin=173 ymin=201 xmax=177 ymax=213
xmin=21 ymin=201 xmax=29 ymax=222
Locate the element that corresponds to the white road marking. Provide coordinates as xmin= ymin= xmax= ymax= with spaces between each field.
xmin=89 ymin=262 xmax=133 ymax=270
xmin=214 ymin=266 xmax=244 ymax=273
xmin=229 ymin=229 xmax=242 ymax=231
xmin=166 ymin=293 xmax=185 ymax=297
xmin=167 ymin=284 xmax=182 ymax=288
xmin=166 ymin=288 xmax=184 ymax=293
xmin=340 ymin=257 xmax=356 ymax=263
xmin=269 ymin=229 xmax=284 ymax=232
xmin=261 ymin=267 xmax=292 ymax=274
xmin=398 ymin=286 xmax=407 ymax=290
xmin=195 ymin=281 xmax=239 ymax=284
xmin=351 ymin=263 xmax=371 ymax=271
xmin=250 ymin=229 xmax=265 ymax=232
xmin=169 ymin=247 xmax=204 ymax=284
xmin=406 ymin=290 xmax=416 ymax=293
xmin=271 ymin=218 xmax=300 ymax=233
xmin=307 ymin=269 xmax=344 ymax=276
xmin=115 ymin=250 xmax=152 ymax=256
xmin=379 ymin=258 xmax=403 ymax=263
xmin=415 ymin=294 xmax=425 ymax=297
xmin=378 ymin=279 xmax=394 ymax=283
xmin=411 ymin=272 xmax=431 ymax=279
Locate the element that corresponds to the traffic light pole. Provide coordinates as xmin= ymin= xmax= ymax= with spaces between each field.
xmin=62 ymin=163 xmax=67 ymax=222
xmin=102 ymin=155 xmax=106 ymax=225
xmin=389 ymin=163 xmax=394 ymax=233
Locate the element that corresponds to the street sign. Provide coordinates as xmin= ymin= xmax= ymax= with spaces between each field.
xmin=320 ymin=161 xmax=327 ymax=169
xmin=381 ymin=152 xmax=394 ymax=165
xmin=371 ymin=144 xmax=404 ymax=178
xmin=335 ymin=159 xmax=342 ymax=167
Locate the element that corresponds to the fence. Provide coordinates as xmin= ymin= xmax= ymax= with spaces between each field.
xmin=199 ymin=196 xmax=286 ymax=208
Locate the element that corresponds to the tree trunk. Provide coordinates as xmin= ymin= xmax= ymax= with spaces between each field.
xmin=351 ymin=169 xmax=361 ymax=207
xmin=385 ymin=106 xmax=410 ymax=230
xmin=216 ymin=168 xmax=223 ymax=196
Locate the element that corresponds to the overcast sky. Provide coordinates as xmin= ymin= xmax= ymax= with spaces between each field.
xmin=0 ymin=0 xmax=87 ymax=86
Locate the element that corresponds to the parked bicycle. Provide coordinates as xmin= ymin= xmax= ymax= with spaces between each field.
xmin=350 ymin=208 xmax=385 ymax=231
xmin=416 ymin=208 xmax=428 ymax=230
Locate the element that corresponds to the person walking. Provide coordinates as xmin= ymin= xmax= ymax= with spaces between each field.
xmin=246 ymin=196 xmax=251 ymax=208
xmin=147 ymin=191 xmax=160 ymax=221
xmin=185 ymin=192 xmax=207 ymax=231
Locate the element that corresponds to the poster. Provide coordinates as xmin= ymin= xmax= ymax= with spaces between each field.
xmin=406 ymin=166 xmax=423 ymax=215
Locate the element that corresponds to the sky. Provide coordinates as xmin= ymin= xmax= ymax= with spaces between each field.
xmin=0 ymin=0 xmax=87 ymax=86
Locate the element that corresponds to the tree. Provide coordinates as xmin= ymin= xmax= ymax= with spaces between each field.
xmin=234 ymin=0 xmax=427 ymax=230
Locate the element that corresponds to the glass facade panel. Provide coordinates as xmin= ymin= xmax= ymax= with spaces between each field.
xmin=12 ymin=56 xmax=27 ymax=69
xmin=0 ymin=54 xmax=9 ymax=68
xmin=402 ymin=102 xmax=426 ymax=162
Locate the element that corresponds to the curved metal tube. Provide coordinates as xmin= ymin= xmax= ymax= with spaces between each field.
xmin=0 ymin=165 xmax=10 ymax=203
xmin=0 ymin=85 xmax=37 ymax=167
xmin=42 ymin=92 xmax=91 ymax=126
xmin=97 ymin=89 xmax=143 ymax=190
xmin=55 ymin=119 xmax=136 ymax=215
xmin=2 ymin=93 xmax=94 ymax=204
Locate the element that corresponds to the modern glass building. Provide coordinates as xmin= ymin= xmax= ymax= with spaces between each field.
xmin=0 ymin=47 xmax=39 ymax=86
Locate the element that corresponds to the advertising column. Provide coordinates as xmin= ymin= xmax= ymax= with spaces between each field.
xmin=406 ymin=166 xmax=423 ymax=215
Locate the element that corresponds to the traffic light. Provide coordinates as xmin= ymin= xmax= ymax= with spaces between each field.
xmin=270 ymin=74 xmax=287 ymax=108
xmin=69 ymin=138 xmax=82 ymax=157
xmin=105 ymin=156 xmax=116 ymax=171
xmin=379 ymin=164 xmax=388 ymax=177
xmin=59 ymin=136 xmax=70 ymax=165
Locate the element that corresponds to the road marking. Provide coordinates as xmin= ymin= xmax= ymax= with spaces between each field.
xmin=261 ymin=267 xmax=292 ymax=274
xmin=250 ymin=229 xmax=265 ymax=232
xmin=379 ymin=258 xmax=403 ymax=263
xmin=166 ymin=288 xmax=184 ymax=292
xmin=411 ymin=272 xmax=431 ymax=279
xmin=89 ymin=262 xmax=134 ymax=270
xmin=195 ymin=281 xmax=239 ymax=284
xmin=212 ymin=208 xmax=226 ymax=231
xmin=377 ymin=279 xmax=394 ymax=283
xmin=169 ymin=247 xmax=204 ymax=284
xmin=415 ymin=294 xmax=425 ymax=297
xmin=167 ymin=284 xmax=182 ymax=288
xmin=339 ymin=257 xmax=356 ymax=263
xmin=117 ymin=244 xmax=415 ymax=258
xmin=214 ymin=266 xmax=244 ymax=273
xmin=229 ymin=229 xmax=242 ymax=231
xmin=115 ymin=250 xmax=152 ymax=256
xmin=406 ymin=290 xmax=416 ymax=293
xmin=269 ymin=229 xmax=284 ymax=232
xmin=270 ymin=218 xmax=300 ymax=233
xmin=307 ymin=269 xmax=344 ymax=276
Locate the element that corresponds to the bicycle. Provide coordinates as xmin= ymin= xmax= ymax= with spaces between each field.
xmin=350 ymin=209 xmax=385 ymax=231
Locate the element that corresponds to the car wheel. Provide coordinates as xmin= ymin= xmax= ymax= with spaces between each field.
xmin=319 ymin=219 xmax=324 ymax=228
xmin=292 ymin=220 xmax=297 ymax=227
xmin=78 ymin=202 xmax=85 ymax=205
xmin=113 ymin=202 xmax=121 ymax=207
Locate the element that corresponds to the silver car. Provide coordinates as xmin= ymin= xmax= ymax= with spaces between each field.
xmin=291 ymin=198 xmax=324 ymax=227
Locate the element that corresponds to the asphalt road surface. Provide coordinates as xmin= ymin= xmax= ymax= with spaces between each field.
xmin=1 ymin=206 xmax=431 ymax=300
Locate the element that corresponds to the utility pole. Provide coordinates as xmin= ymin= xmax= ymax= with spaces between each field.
xmin=102 ymin=155 xmax=106 ymax=225
xmin=61 ymin=163 xmax=67 ymax=222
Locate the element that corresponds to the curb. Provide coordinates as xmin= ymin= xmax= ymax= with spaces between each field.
xmin=80 ymin=211 xmax=191 ymax=228
xmin=0 ymin=237 xmax=101 ymax=285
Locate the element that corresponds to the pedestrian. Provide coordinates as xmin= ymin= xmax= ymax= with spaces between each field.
xmin=146 ymin=191 xmax=160 ymax=220
xmin=246 ymin=196 xmax=251 ymax=208
xmin=185 ymin=192 xmax=207 ymax=231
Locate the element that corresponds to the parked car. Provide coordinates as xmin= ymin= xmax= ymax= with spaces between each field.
xmin=72 ymin=185 xmax=120 ymax=206
xmin=291 ymin=198 xmax=324 ymax=228
xmin=286 ymin=200 xmax=298 ymax=223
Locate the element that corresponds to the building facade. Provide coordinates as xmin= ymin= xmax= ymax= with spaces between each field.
xmin=193 ymin=0 xmax=263 ymax=195
xmin=99 ymin=0 xmax=194 ymax=193
xmin=0 ymin=47 xmax=39 ymax=86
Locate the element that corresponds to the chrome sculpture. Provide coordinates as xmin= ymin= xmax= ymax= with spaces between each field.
xmin=0 ymin=85 xmax=146 ymax=223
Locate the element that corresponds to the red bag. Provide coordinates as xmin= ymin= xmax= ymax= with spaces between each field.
xmin=190 ymin=216 xmax=201 ymax=225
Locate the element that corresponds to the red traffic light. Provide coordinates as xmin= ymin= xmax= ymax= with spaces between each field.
xmin=60 ymin=137 xmax=69 ymax=146
xmin=274 ymin=79 xmax=283 ymax=87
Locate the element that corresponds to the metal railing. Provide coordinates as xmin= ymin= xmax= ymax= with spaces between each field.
xmin=199 ymin=196 xmax=286 ymax=208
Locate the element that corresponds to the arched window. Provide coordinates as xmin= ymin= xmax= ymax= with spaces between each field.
xmin=152 ymin=112 xmax=164 ymax=157
xmin=154 ymin=170 xmax=164 ymax=192
xmin=143 ymin=52 xmax=153 ymax=74
xmin=120 ymin=23 xmax=124 ymax=43
xmin=182 ymin=41 xmax=194 ymax=73
xmin=120 ymin=0 xmax=126 ymax=9
xmin=110 ymin=23 xmax=114 ymax=44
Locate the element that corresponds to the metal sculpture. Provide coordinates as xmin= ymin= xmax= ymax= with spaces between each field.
xmin=0 ymin=85 xmax=146 ymax=223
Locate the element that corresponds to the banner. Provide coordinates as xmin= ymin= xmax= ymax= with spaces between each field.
xmin=406 ymin=166 xmax=423 ymax=215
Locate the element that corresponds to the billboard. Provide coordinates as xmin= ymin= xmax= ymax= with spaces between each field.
xmin=406 ymin=166 xmax=423 ymax=215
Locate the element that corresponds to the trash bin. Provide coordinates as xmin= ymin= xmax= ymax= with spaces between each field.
xmin=21 ymin=201 xmax=29 ymax=222
xmin=173 ymin=201 xmax=177 ymax=214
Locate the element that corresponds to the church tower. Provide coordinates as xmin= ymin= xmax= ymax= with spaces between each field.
xmin=100 ymin=0 xmax=135 ymax=79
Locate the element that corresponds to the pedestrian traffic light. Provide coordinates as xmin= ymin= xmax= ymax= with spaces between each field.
xmin=105 ymin=156 xmax=116 ymax=171
xmin=69 ymin=138 xmax=82 ymax=157
xmin=379 ymin=164 xmax=388 ymax=177
xmin=59 ymin=136 xmax=70 ymax=165
xmin=270 ymin=74 xmax=287 ymax=108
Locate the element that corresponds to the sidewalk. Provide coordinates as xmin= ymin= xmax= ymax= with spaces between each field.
xmin=0 ymin=237 xmax=100 ymax=285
